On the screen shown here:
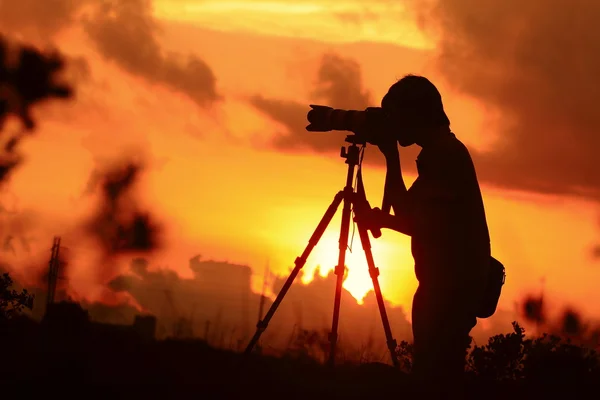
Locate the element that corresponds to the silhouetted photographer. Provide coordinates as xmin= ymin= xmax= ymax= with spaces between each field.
xmin=307 ymin=75 xmax=506 ymax=392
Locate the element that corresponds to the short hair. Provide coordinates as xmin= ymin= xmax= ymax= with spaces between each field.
xmin=382 ymin=74 xmax=450 ymax=126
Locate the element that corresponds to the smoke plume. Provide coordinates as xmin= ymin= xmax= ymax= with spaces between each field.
xmin=83 ymin=161 xmax=162 ymax=269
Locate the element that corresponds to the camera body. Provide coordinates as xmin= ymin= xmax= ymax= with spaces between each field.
xmin=306 ymin=105 xmax=391 ymax=145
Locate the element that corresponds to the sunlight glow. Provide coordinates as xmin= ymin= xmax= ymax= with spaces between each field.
xmin=261 ymin=199 xmax=414 ymax=305
xmin=184 ymin=1 xmax=325 ymax=14
xmin=305 ymin=228 xmax=401 ymax=304
xmin=153 ymin=0 xmax=435 ymax=49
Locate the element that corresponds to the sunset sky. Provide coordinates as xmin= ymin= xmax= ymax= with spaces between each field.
xmin=1 ymin=0 xmax=600 ymax=330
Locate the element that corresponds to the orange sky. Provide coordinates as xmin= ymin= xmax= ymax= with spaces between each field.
xmin=2 ymin=0 xmax=600 ymax=329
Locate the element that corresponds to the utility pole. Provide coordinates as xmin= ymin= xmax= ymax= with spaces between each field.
xmin=46 ymin=236 xmax=61 ymax=314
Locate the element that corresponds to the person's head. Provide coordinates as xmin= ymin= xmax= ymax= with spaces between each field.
xmin=381 ymin=75 xmax=450 ymax=147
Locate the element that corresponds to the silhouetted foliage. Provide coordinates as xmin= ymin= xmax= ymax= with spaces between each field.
xmin=284 ymin=328 xmax=329 ymax=363
xmin=468 ymin=322 xmax=529 ymax=381
xmin=0 ymin=272 xmax=33 ymax=322
xmin=395 ymin=340 xmax=413 ymax=373
xmin=392 ymin=320 xmax=600 ymax=390
xmin=467 ymin=322 xmax=599 ymax=385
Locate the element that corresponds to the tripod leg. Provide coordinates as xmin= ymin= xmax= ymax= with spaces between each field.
xmin=356 ymin=224 xmax=400 ymax=368
xmin=327 ymin=187 xmax=354 ymax=367
xmin=244 ymin=190 xmax=345 ymax=356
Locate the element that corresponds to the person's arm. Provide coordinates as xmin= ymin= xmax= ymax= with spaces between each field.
xmin=379 ymin=152 xmax=416 ymax=236
xmin=378 ymin=210 xmax=414 ymax=236
xmin=380 ymin=146 xmax=468 ymax=236
xmin=382 ymin=151 xmax=407 ymax=211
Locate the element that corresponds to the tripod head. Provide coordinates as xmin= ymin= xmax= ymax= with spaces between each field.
xmin=338 ymin=134 xmax=382 ymax=239
xmin=340 ymin=133 xmax=366 ymax=165
xmin=345 ymin=132 xmax=368 ymax=146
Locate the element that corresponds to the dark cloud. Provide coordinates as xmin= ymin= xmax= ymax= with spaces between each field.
xmin=83 ymin=161 xmax=162 ymax=282
xmin=0 ymin=34 xmax=73 ymax=183
xmin=311 ymin=52 xmax=373 ymax=110
xmin=415 ymin=0 xmax=600 ymax=200
xmin=250 ymin=52 xmax=374 ymax=153
xmin=83 ymin=0 xmax=220 ymax=108
xmin=249 ymin=96 xmax=348 ymax=153
xmin=0 ymin=0 xmax=219 ymax=108
xmin=0 ymin=34 xmax=73 ymax=288
xmin=250 ymin=52 xmax=422 ymax=170
xmin=0 ymin=37 xmax=72 ymax=130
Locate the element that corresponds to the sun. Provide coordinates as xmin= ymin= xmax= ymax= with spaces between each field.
xmin=301 ymin=229 xmax=404 ymax=304
xmin=263 ymin=199 xmax=416 ymax=307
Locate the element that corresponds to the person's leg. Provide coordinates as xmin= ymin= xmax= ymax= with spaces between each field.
xmin=434 ymin=311 xmax=476 ymax=397
xmin=411 ymin=284 xmax=436 ymax=382
xmin=411 ymin=284 xmax=477 ymax=395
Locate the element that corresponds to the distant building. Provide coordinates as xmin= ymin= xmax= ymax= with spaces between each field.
xmin=189 ymin=255 xmax=252 ymax=340
xmin=189 ymin=255 xmax=252 ymax=293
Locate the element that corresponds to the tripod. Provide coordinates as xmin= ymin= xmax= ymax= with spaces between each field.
xmin=244 ymin=138 xmax=399 ymax=367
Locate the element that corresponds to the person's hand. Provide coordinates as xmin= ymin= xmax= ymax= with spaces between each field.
xmin=354 ymin=207 xmax=386 ymax=231
xmin=371 ymin=131 xmax=399 ymax=159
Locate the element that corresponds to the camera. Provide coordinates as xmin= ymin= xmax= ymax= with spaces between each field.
xmin=305 ymin=105 xmax=390 ymax=145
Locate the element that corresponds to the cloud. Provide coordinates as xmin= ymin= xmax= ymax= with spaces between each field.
xmin=249 ymin=51 xmax=422 ymax=169
xmin=0 ymin=0 xmax=220 ymax=109
xmin=333 ymin=10 xmax=381 ymax=26
xmin=415 ymin=0 xmax=600 ymax=200
xmin=0 ymin=0 xmax=86 ymax=39
xmin=83 ymin=0 xmax=220 ymax=108
xmin=250 ymin=52 xmax=373 ymax=153
xmin=0 ymin=36 xmax=73 ymax=132
xmin=0 ymin=208 xmax=39 ymax=257
xmin=82 ymin=160 xmax=163 ymax=282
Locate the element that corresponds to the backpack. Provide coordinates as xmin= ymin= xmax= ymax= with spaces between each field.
xmin=476 ymin=256 xmax=506 ymax=319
